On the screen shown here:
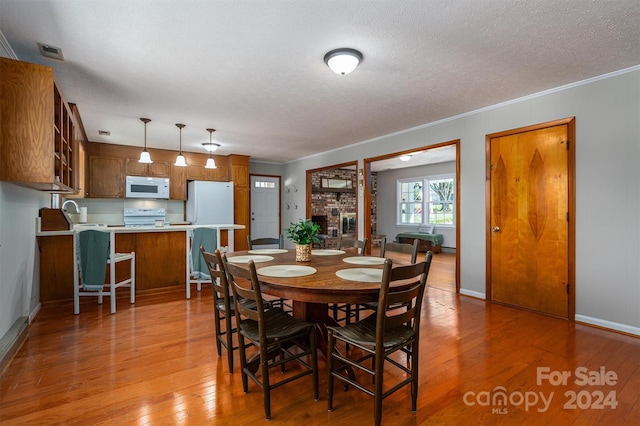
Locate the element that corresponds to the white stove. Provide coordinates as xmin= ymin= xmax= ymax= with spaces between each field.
xmin=123 ymin=208 xmax=166 ymax=227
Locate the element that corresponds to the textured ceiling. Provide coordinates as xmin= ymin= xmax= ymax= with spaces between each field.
xmin=1 ymin=0 xmax=639 ymax=164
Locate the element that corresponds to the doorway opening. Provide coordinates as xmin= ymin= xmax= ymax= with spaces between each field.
xmin=363 ymin=140 xmax=460 ymax=293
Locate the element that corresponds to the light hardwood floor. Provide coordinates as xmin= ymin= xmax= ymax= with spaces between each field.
xmin=1 ymin=254 xmax=638 ymax=425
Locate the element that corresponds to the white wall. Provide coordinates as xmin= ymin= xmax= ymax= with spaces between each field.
xmin=376 ymin=161 xmax=456 ymax=248
xmin=280 ymin=67 xmax=640 ymax=335
xmin=250 ymin=161 xmax=284 ymax=177
xmin=0 ymin=183 xmax=49 ymax=338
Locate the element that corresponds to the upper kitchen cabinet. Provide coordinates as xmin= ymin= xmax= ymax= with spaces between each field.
xmin=170 ymin=165 xmax=187 ymax=200
xmin=125 ymin=158 xmax=171 ymax=177
xmin=88 ymin=156 xmax=124 ymax=198
xmin=65 ymin=104 xmax=88 ymax=198
xmin=185 ymin=159 xmax=228 ymax=182
xmin=0 ymin=58 xmax=78 ymax=193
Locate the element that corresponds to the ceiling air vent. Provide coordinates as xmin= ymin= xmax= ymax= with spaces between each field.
xmin=37 ymin=43 xmax=64 ymax=61
xmin=98 ymin=130 xmax=111 ymax=136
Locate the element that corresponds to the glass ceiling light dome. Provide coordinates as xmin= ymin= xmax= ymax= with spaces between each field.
xmin=324 ymin=48 xmax=363 ymax=75
xmin=174 ymin=123 xmax=187 ymax=167
xmin=138 ymin=118 xmax=153 ymax=163
xmin=204 ymin=128 xmax=217 ymax=169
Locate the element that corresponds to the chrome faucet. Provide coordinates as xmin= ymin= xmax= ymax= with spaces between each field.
xmin=62 ymin=199 xmax=80 ymax=214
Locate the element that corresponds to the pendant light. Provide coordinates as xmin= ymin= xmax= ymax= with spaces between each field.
xmin=204 ymin=128 xmax=218 ymax=169
xmin=138 ymin=118 xmax=153 ymax=163
xmin=174 ymin=123 xmax=187 ymax=167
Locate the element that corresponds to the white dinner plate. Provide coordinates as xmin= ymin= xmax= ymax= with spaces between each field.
xmin=336 ymin=268 xmax=384 ymax=283
xmin=247 ymin=249 xmax=288 ymax=254
xmin=257 ymin=265 xmax=317 ymax=277
xmin=312 ymin=249 xmax=345 ymax=256
xmin=226 ymin=255 xmax=274 ymax=263
xmin=342 ymin=256 xmax=386 ymax=265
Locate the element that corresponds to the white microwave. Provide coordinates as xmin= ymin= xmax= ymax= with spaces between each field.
xmin=125 ymin=176 xmax=170 ymax=199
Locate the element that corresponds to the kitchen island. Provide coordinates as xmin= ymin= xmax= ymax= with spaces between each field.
xmin=36 ymin=222 xmax=244 ymax=303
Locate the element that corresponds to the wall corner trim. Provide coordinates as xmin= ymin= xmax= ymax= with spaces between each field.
xmin=0 ymin=316 xmax=28 ymax=376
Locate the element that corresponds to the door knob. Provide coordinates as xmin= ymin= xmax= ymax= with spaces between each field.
xmin=492 ymin=226 xmax=500 ymax=232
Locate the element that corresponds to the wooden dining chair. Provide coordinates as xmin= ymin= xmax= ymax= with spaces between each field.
xmin=336 ymin=237 xmax=368 ymax=253
xmin=246 ymin=234 xmax=292 ymax=312
xmin=364 ymin=237 xmax=422 ymax=315
xmin=246 ymin=235 xmax=284 ymax=249
xmin=333 ymin=237 xmax=368 ymax=324
xmin=327 ymin=252 xmax=433 ymax=426
xmin=380 ymin=236 xmax=419 ymax=264
xmin=200 ymin=246 xmax=239 ymax=373
xmin=224 ymin=257 xmax=319 ymax=420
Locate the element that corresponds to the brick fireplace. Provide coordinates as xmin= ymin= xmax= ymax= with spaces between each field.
xmin=311 ymin=168 xmax=357 ymax=248
xmin=310 ymin=168 xmax=378 ymax=248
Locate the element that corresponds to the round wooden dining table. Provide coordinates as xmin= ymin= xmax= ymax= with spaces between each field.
xmin=225 ymin=248 xmax=413 ymax=357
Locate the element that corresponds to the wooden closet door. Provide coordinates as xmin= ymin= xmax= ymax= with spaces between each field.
xmin=488 ymin=122 xmax=571 ymax=318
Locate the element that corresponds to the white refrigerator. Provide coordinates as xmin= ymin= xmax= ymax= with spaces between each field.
xmin=186 ymin=181 xmax=235 ymax=250
xmin=186 ymin=181 xmax=234 ymax=225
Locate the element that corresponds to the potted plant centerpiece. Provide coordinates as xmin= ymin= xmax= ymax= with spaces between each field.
xmin=286 ymin=219 xmax=321 ymax=262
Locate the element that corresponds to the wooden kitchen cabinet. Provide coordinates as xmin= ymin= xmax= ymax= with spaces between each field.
xmin=37 ymin=230 xmax=187 ymax=302
xmin=170 ymin=164 xmax=187 ymax=200
xmin=65 ymin=104 xmax=88 ymax=198
xmin=0 ymin=57 xmax=77 ymax=193
xmin=186 ymin=161 xmax=228 ymax=182
xmin=88 ymin=156 xmax=124 ymax=198
xmin=230 ymin=155 xmax=250 ymax=250
xmin=65 ymin=141 xmax=86 ymax=199
xmin=125 ymin=158 xmax=171 ymax=178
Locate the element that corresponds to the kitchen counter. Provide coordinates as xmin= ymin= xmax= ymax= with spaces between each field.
xmin=36 ymin=220 xmax=244 ymax=236
xmin=36 ymin=220 xmax=245 ymax=303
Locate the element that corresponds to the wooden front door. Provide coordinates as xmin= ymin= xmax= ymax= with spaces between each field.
xmin=487 ymin=118 xmax=574 ymax=318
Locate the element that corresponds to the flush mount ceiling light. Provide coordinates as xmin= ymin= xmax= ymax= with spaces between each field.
xmin=202 ymin=142 xmax=220 ymax=153
xmin=204 ymin=128 xmax=218 ymax=169
xmin=174 ymin=123 xmax=187 ymax=167
xmin=138 ymin=118 xmax=153 ymax=164
xmin=324 ymin=48 xmax=363 ymax=75
xmin=399 ymin=154 xmax=412 ymax=162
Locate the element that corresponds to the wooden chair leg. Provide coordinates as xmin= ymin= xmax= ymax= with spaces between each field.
xmin=261 ymin=345 xmax=271 ymax=419
xmin=238 ymin=334 xmax=249 ymax=393
xmin=311 ymin=330 xmax=319 ymax=400
xmin=213 ymin=310 xmax=223 ymax=356
xmin=327 ymin=329 xmax=335 ymax=411
xmin=224 ymin=312 xmax=234 ymax=373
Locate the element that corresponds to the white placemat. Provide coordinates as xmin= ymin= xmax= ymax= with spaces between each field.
xmin=312 ymin=249 xmax=345 ymax=256
xmin=342 ymin=256 xmax=386 ymax=265
xmin=247 ymin=249 xmax=288 ymax=254
xmin=226 ymin=255 xmax=274 ymax=263
xmin=257 ymin=265 xmax=317 ymax=277
xmin=336 ymin=268 xmax=384 ymax=283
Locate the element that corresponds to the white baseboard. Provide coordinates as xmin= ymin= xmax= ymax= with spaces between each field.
xmin=460 ymin=288 xmax=485 ymax=299
xmin=0 ymin=317 xmax=28 ymax=375
xmin=29 ymin=303 xmax=41 ymax=324
xmin=575 ymin=315 xmax=640 ymax=337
